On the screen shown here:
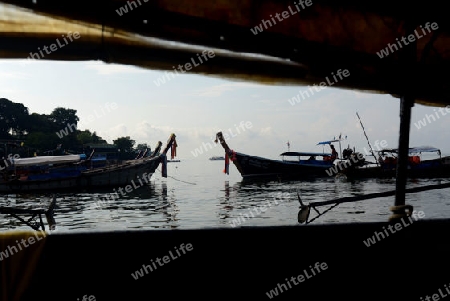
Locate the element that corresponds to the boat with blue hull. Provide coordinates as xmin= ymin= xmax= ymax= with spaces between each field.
xmin=0 ymin=134 xmax=177 ymax=192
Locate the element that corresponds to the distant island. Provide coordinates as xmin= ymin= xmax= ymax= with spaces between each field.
xmin=209 ymin=156 xmax=225 ymax=160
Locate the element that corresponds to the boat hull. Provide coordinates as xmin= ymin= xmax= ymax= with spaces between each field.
xmin=231 ymin=152 xmax=450 ymax=181
xmin=232 ymin=152 xmax=334 ymax=179
xmin=340 ymin=161 xmax=450 ymax=180
xmin=0 ymin=156 xmax=163 ymax=193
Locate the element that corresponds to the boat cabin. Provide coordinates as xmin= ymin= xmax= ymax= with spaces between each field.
xmin=280 ymin=152 xmax=334 ymax=166
xmin=8 ymin=155 xmax=85 ymax=181
xmin=378 ymin=146 xmax=444 ymax=170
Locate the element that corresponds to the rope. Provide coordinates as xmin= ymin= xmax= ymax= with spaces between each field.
xmin=156 ymin=168 xmax=196 ymax=185
xmin=389 ymin=204 xmax=413 ymax=221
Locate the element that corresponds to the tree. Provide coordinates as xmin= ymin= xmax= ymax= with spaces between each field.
xmin=49 ymin=107 xmax=79 ymax=130
xmin=25 ymin=132 xmax=60 ymax=155
xmin=136 ymin=143 xmax=149 ymax=151
xmin=135 ymin=143 xmax=151 ymax=157
xmin=48 ymin=108 xmax=80 ymax=151
xmin=27 ymin=113 xmax=56 ymax=133
xmin=113 ymin=136 xmax=136 ymax=160
xmin=0 ymin=99 xmax=117 ymax=157
xmin=77 ymin=130 xmax=105 ymax=145
xmin=0 ymin=98 xmax=29 ymax=139
xmin=77 ymin=130 xmax=94 ymax=145
xmin=91 ymin=131 xmax=102 ymax=143
xmin=113 ymin=136 xmax=135 ymax=153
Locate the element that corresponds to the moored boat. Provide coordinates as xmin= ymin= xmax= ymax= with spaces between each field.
xmin=214 ymin=131 xmax=342 ymax=179
xmin=338 ymin=146 xmax=450 ymax=179
xmin=0 ymin=134 xmax=178 ymax=192
xmin=209 ymin=156 xmax=225 ymax=160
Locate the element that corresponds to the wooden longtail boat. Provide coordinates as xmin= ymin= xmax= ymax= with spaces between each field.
xmin=0 ymin=134 xmax=177 ymax=192
xmin=215 ymin=131 xmax=341 ymax=179
xmin=337 ymin=146 xmax=450 ymax=179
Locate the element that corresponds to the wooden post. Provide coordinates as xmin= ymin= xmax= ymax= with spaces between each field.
xmin=391 ymin=20 xmax=416 ymax=220
xmin=395 ymin=96 xmax=414 ymax=207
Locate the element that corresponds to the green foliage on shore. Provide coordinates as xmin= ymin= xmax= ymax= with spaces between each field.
xmin=0 ymin=98 xmax=145 ymax=159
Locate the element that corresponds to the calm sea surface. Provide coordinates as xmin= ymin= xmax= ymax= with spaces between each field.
xmin=1 ymin=159 xmax=450 ymax=232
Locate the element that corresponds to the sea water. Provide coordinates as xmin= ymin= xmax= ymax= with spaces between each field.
xmin=0 ymin=159 xmax=449 ymax=232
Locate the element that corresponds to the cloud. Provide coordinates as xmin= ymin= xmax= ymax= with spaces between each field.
xmin=84 ymin=62 xmax=147 ymax=75
xmin=259 ymin=126 xmax=273 ymax=135
xmin=0 ymin=88 xmax=17 ymax=94
xmin=106 ymin=125 xmax=164 ymax=146
xmin=353 ymin=91 xmax=375 ymax=99
xmin=99 ymin=121 xmax=216 ymax=149
xmin=98 ymin=124 xmax=128 ymax=142
xmin=190 ymin=82 xmax=261 ymax=97
xmin=0 ymin=71 xmax=30 ymax=79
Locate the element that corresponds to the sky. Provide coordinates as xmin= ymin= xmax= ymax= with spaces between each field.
xmin=1 ymin=58 xmax=450 ymax=161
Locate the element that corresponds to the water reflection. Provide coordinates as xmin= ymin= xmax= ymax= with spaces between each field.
xmin=0 ymin=181 xmax=181 ymax=232
xmin=155 ymin=182 xmax=179 ymax=228
xmin=1 ymin=162 xmax=449 ymax=231
xmin=217 ymin=181 xmax=233 ymax=226
xmin=217 ymin=179 xmax=301 ymax=227
xmin=0 ymin=193 xmax=56 ymax=231
xmin=215 ymin=177 xmax=407 ymax=226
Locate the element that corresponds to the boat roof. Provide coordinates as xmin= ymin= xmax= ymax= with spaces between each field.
xmin=379 ymin=146 xmax=441 ymax=154
xmin=316 ymin=139 xmax=342 ymax=145
xmin=280 ymin=152 xmax=332 ymax=157
xmin=12 ymin=155 xmax=81 ymax=167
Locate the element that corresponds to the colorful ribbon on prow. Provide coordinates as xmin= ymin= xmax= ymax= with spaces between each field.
xmin=224 ymin=151 xmax=229 ymax=174
xmin=161 ymin=133 xmax=176 ymax=178
xmin=170 ymin=137 xmax=177 ymax=160
xmin=223 ymin=149 xmax=236 ymax=175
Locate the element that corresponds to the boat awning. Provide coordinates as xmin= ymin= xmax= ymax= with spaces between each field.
xmin=280 ymin=152 xmax=331 ymax=157
xmin=379 ymin=147 xmax=441 ymax=154
xmin=408 ymin=146 xmax=440 ymax=153
xmin=316 ymin=140 xmax=342 ymax=145
xmin=12 ymin=155 xmax=81 ymax=167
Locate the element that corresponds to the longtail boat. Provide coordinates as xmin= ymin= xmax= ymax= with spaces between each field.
xmin=214 ymin=131 xmax=343 ymax=179
xmin=0 ymin=134 xmax=177 ymax=193
xmin=339 ymin=146 xmax=450 ymax=179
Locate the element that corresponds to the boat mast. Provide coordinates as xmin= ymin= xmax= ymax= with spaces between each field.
xmin=338 ymin=135 xmax=342 ymax=159
xmin=356 ymin=112 xmax=379 ymax=166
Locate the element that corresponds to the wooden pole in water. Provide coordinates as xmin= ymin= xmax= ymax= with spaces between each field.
xmin=395 ymin=96 xmax=414 ymax=208
xmin=392 ymin=20 xmax=416 ymax=220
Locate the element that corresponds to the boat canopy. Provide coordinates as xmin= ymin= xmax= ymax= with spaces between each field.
xmin=280 ymin=152 xmax=332 ymax=157
xmin=409 ymin=146 xmax=441 ymax=154
xmin=12 ymin=155 xmax=81 ymax=167
xmin=316 ymin=139 xmax=342 ymax=145
xmin=379 ymin=146 xmax=441 ymax=154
